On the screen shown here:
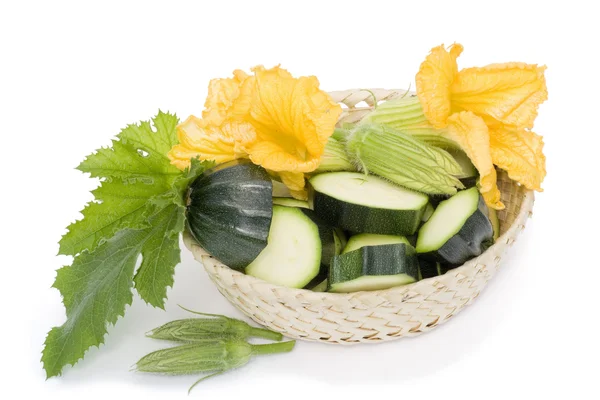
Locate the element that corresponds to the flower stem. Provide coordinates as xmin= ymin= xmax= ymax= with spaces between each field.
xmin=248 ymin=327 xmax=284 ymax=341
xmin=251 ymin=340 xmax=296 ymax=355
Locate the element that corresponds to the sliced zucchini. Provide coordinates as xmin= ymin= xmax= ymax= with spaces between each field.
xmin=328 ymin=243 xmax=419 ymax=293
xmin=187 ymin=160 xmax=273 ymax=271
xmin=448 ymin=149 xmax=478 ymax=189
xmin=309 ymin=172 xmax=428 ymax=236
xmin=448 ymin=149 xmax=477 ymax=179
xmin=418 ymin=259 xmax=442 ymax=280
xmin=421 ymin=203 xmax=435 ymax=222
xmin=246 ymin=206 xmax=321 ymax=288
xmin=416 ymin=187 xmax=493 ymax=265
xmin=343 ymin=233 xmax=410 ymax=254
xmin=488 ymin=208 xmax=500 ymax=241
xmin=273 ymin=197 xmax=310 ymax=209
xmin=309 ymin=279 xmax=328 ymax=292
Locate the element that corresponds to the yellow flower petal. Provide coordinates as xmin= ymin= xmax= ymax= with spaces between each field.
xmin=416 ymin=43 xmax=463 ymax=128
xmin=233 ymin=65 xmax=342 ymax=174
xmin=277 ymin=171 xmax=308 ymax=200
xmin=167 ymin=116 xmax=248 ymax=170
xmin=444 ymin=112 xmax=504 ymax=209
xmin=202 ymin=69 xmax=250 ymax=125
xmin=452 ymin=63 xmax=548 ymax=129
xmin=489 ymin=124 xmax=546 ymax=191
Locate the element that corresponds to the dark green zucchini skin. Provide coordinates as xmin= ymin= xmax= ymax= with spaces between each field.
xmin=418 ymin=259 xmax=440 ymax=280
xmin=186 ymin=160 xmax=273 ymax=271
xmin=304 ymin=269 xmax=328 ymax=290
xmin=329 ymin=243 xmax=419 ymax=287
xmin=428 ymin=194 xmax=450 ymax=208
xmin=310 ymin=188 xmax=425 ymax=236
xmin=300 ymin=209 xmax=339 ymax=268
xmin=418 ymin=197 xmax=493 ymax=266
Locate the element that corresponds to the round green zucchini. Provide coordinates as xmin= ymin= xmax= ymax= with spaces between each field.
xmin=186 ymin=159 xmax=273 ymax=271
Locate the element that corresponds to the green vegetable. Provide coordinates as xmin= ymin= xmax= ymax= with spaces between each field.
xmin=315 ymin=136 xmax=354 ymax=172
xmin=329 ymin=243 xmax=419 ymax=293
xmin=272 ymin=197 xmax=310 ymax=208
xmin=309 ymin=172 xmax=428 ymax=236
xmin=42 ymin=112 xmax=214 ymax=378
xmin=345 ymin=123 xmax=464 ymax=195
xmin=421 ymin=203 xmax=435 ymax=223
xmin=342 ymin=233 xmax=411 ymax=254
xmin=146 ymin=307 xmax=283 ymax=342
xmin=418 ymin=259 xmax=442 ymax=280
xmin=416 ymin=187 xmax=494 ymax=265
xmin=135 ymin=339 xmax=295 ymax=392
xmin=246 ymin=206 xmax=321 ymax=288
xmin=186 ymin=160 xmax=274 ymax=271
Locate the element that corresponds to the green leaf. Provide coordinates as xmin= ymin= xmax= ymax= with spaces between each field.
xmin=133 ymin=204 xmax=185 ymax=308
xmin=43 ymin=204 xmax=184 ymax=378
xmin=45 ymin=111 xmax=219 ymax=378
xmin=60 ymin=111 xmax=181 ymax=256
xmin=58 ymin=179 xmax=167 ymax=255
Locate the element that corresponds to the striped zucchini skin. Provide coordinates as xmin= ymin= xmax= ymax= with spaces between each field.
xmin=187 ymin=160 xmax=273 ymax=271
xmin=418 ymin=197 xmax=493 ymax=266
xmin=328 ymin=243 xmax=419 ymax=291
xmin=310 ymin=189 xmax=426 ymax=236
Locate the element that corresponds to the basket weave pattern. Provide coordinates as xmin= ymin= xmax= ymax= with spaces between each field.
xmin=183 ymin=89 xmax=535 ymax=344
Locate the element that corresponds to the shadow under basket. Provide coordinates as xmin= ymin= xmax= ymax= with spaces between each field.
xmin=182 ymin=88 xmax=535 ymax=344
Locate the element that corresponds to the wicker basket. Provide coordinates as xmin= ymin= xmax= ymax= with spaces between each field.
xmin=182 ymin=88 xmax=535 ymax=344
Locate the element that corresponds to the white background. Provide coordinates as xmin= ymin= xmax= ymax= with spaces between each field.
xmin=1 ymin=1 xmax=599 ymax=399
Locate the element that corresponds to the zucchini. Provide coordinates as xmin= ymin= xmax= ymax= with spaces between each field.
xmin=301 ymin=209 xmax=343 ymax=268
xmin=309 ymin=172 xmax=428 ymax=236
xmin=418 ymin=259 xmax=442 ymax=280
xmin=421 ymin=203 xmax=435 ymax=223
xmin=488 ymin=208 xmax=500 ymax=241
xmin=416 ymin=187 xmax=493 ymax=265
xmin=448 ymin=149 xmax=478 ymax=189
xmin=246 ymin=206 xmax=321 ymax=288
xmin=343 ymin=233 xmax=410 ymax=254
xmin=273 ymin=197 xmax=310 ymax=209
xmin=328 ymin=235 xmax=419 ymax=293
xmin=272 ymin=202 xmax=343 ymax=268
xmin=187 ymin=160 xmax=273 ymax=271
xmin=311 ymin=279 xmax=328 ymax=292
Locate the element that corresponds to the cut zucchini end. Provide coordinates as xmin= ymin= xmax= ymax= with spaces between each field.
xmin=272 ymin=197 xmax=310 ymax=209
xmin=329 ymin=274 xmax=416 ymax=293
xmin=246 ymin=206 xmax=321 ymax=288
xmin=342 ymin=233 xmax=410 ymax=254
xmin=309 ymin=172 xmax=429 ymax=210
xmin=416 ymin=187 xmax=480 ymax=254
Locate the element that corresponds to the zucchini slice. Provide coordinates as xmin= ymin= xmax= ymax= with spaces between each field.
xmin=246 ymin=206 xmax=321 ymax=288
xmin=187 ymin=160 xmax=273 ymax=271
xmin=421 ymin=203 xmax=435 ymax=223
xmin=273 ymin=197 xmax=310 ymax=209
xmin=416 ymin=187 xmax=493 ymax=265
xmin=343 ymin=233 xmax=411 ymax=254
xmin=328 ymin=235 xmax=419 ymax=293
xmin=448 ymin=149 xmax=479 ymax=189
xmin=418 ymin=259 xmax=442 ymax=280
xmin=309 ymin=172 xmax=428 ymax=236
xmin=310 ymin=279 xmax=328 ymax=292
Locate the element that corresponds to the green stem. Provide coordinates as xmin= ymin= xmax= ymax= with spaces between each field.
xmin=251 ymin=340 xmax=296 ymax=355
xmin=248 ymin=327 xmax=284 ymax=342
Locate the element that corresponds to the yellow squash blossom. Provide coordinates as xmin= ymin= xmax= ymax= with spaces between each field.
xmin=416 ymin=43 xmax=548 ymax=209
xmin=168 ymin=66 xmax=342 ymax=198
xmin=168 ymin=116 xmax=248 ymax=170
